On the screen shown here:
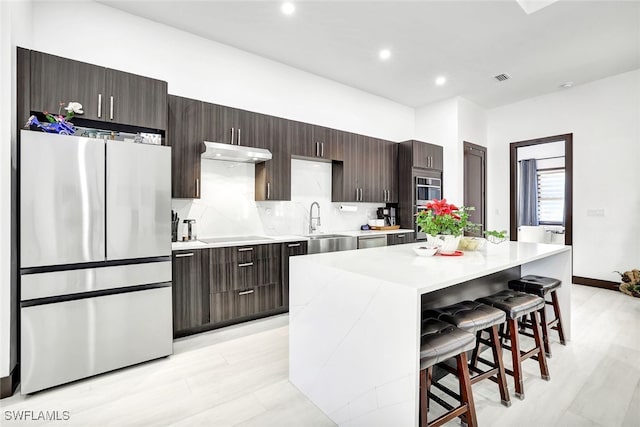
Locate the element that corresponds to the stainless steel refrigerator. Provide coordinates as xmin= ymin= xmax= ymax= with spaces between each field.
xmin=19 ymin=130 xmax=173 ymax=394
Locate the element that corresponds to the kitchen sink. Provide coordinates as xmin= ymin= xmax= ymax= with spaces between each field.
xmin=306 ymin=234 xmax=357 ymax=254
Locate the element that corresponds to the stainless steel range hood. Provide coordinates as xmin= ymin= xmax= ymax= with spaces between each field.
xmin=202 ymin=141 xmax=272 ymax=163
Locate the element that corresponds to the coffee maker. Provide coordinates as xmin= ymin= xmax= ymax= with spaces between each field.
xmin=376 ymin=207 xmax=397 ymax=226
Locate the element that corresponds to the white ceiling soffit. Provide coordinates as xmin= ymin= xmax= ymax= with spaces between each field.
xmin=96 ymin=0 xmax=640 ymax=109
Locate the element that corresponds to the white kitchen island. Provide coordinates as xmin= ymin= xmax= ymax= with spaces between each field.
xmin=289 ymin=241 xmax=572 ymax=427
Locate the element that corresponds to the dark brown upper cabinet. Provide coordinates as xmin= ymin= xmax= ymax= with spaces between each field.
xmin=255 ymin=117 xmax=292 ymax=201
xmin=203 ymin=103 xmax=266 ymax=147
xmin=411 ymin=140 xmax=443 ymax=171
xmin=104 ymin=68 xmax=168 ymax=130
xmin=29 ymin=50 xmax=167 ymax=130
xmin=332 ymin=134 xmax=397 ymax=203
xmin=383 ymin=140 xmax=399 ymax=203
xmin=168 ymin=95 xmax=204 ymax=199
xmin=291 ymin=123 xmax=344 ymax=161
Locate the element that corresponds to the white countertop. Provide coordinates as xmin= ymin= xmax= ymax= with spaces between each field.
xmin=289 ymin=238 xmax=573 ymax=426
xmin=171 ymin=228 xmax=414 ymax=251
xmin=294 ymin=241 xmax=571 ymax=295
xmin=172 ymin=234 xmax=307 ymax=250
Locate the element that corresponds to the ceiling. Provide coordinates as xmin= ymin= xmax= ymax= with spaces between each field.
xmin=97 ymin=0 xmax=640 ymax=108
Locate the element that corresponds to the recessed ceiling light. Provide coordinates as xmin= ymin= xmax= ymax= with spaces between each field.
xmin=281 ymin=2 xmax=295 ymax=15
xmin=560 ymin=81 xmax=574 ymax=89
xmin=215 ymin=153 xmax=221 ymax=157
xmin=379 ymin=49 xmax=391 ymax=60
xmin=435 ymin=76 xmax=446 ymax=86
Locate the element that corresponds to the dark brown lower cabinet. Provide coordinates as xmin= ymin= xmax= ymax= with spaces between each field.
xmin=387 ymin=233 xmax=416 ymax=246
xmin=210 ymin=283 xmax=282 ymax=324
xmin=173 ymin=242 xmax=302 ymax=337
xmin=172 ymin=249 xmax=210 ymax=336
xmin=280 ymin=241 xmax=308 ymax=308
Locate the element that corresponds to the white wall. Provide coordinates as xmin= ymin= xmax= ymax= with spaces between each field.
xmin=487 ymin=69 xmax=640 ymax=282
xmin=413 ymin=97 xmax=487 ymax=205
xmin=172 ymin=159 xmax=380 ymax=239
xmin=1 ymin=0 xmax=32 ymax=378
xmin=414 ymin=98 xmax=460 ymax=201
xmin=28 ymin=1 xmax=414 ymax=142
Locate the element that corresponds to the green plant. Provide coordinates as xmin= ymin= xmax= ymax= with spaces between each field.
xmin=484 ymin=229 xmax=508 ymax=244
xmin=484 ymin=230 xmax=507 ymax=239
xmin=415 ymin=199 xmax=478 ymax=237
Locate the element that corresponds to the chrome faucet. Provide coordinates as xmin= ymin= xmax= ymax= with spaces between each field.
xmin=309 ymin=201 xmax=321 ymax=234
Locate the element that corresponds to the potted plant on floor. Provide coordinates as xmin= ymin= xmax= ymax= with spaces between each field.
xmin=415 ymin=199 xmax=478 ymax=254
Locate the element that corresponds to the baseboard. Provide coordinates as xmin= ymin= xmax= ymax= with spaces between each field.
xmin=572 ymin=276 xmax=619 ymax=291
xmin=0 ymin=364 xmax=20 ymax=399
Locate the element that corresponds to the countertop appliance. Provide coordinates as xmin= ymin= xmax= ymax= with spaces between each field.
xmin=182 ymin=219 xmax=197 ymax=241
xmin=377 ymin=207 xmax=397 ymax=226
xmin=19 ymin=130 xmax=172 ymax=394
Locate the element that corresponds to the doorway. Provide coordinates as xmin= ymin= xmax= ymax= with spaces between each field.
xmin=509 ymin=134 xmax=573 ymax=245
xmin=463 ymin=142 xmax=486 ymax=236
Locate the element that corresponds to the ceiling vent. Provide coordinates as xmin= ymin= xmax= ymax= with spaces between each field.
xmin=493 ymin=73 xmax=511 ymax=82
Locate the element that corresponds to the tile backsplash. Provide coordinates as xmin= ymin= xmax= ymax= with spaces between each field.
xmin=172 ymin=158 xmax=381 ymax=239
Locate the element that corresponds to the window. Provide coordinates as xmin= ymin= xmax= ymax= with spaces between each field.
xmin=537 ymin=168 xmax=565 ymax=224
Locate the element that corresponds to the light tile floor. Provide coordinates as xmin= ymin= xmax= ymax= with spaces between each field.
xmin=1 ymin=284 xmax=638 ymax=426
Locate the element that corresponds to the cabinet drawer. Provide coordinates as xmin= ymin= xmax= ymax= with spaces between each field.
xmin=285 ymin=241 xmax=308 ymax=256
xmin=208 ymin=243 xmax=281 ymax=293
xmin=210 ymin=283 xmax=282 ymax=324
xmin=210 ymin=245 xmax=255 ymax=265
xmin=387 ymin=233 xmax=416 ymax=246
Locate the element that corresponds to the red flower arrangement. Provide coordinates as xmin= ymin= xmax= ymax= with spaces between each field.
xmin=415 ymin=199 xmax=477 ymax=237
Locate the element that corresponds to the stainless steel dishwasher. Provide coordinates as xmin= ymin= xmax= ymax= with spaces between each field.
xmin=357 ymin=234 xmax=388 ymax=249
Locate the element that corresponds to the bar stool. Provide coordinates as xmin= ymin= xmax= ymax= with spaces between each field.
xmin=423 ymin=301 xmax=511 ymax=407
xmin=420 ymin=318 xmax=477 ymax=427
xmin=477 ymin=290 xmax=549 ymax=399
xmin=508 ymin=275 xmax=566 ymax=357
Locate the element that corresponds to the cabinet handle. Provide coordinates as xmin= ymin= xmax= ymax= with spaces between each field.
xmin=230 ymin=127 xmax=235 ymax=145
xmin=196 ymin=178 xmax=200 ymax=198
xmin=237 ymin=128 xmax=241 ymax=145
xmin=360 ymin=188 xmax=363 ymax=201
xmin=315 ymin=142 xmax=319 ymax=157
xmin=267 ymin=182 xmax=271 ymax=199
xmin=97 ymin=94 xmax=102 ymax=118
xmin=109 ymin=96 xmax=114 ymax=120
xmin=321 ymin=142 xmax=324 ymax=157
xmin=238 ymin=289 xmax=255 ymax=296
xmin=288 ymin=243 xmax=301 ymax=248
xmin=355 ymin=188 xmax=359 ymax=200
xmin=175 ymin=253 xmax=194 ymax=258
xmin=397 ymin=235 xmax=405 ymax=238
xmin=238 ymin=247 xmax=253 ymax=252
xmin=238 ymin=262 xmax=254 ymax=267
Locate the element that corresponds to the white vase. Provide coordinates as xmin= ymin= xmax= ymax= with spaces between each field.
xmin=426 ymin=234 xmax=461 ymax=254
